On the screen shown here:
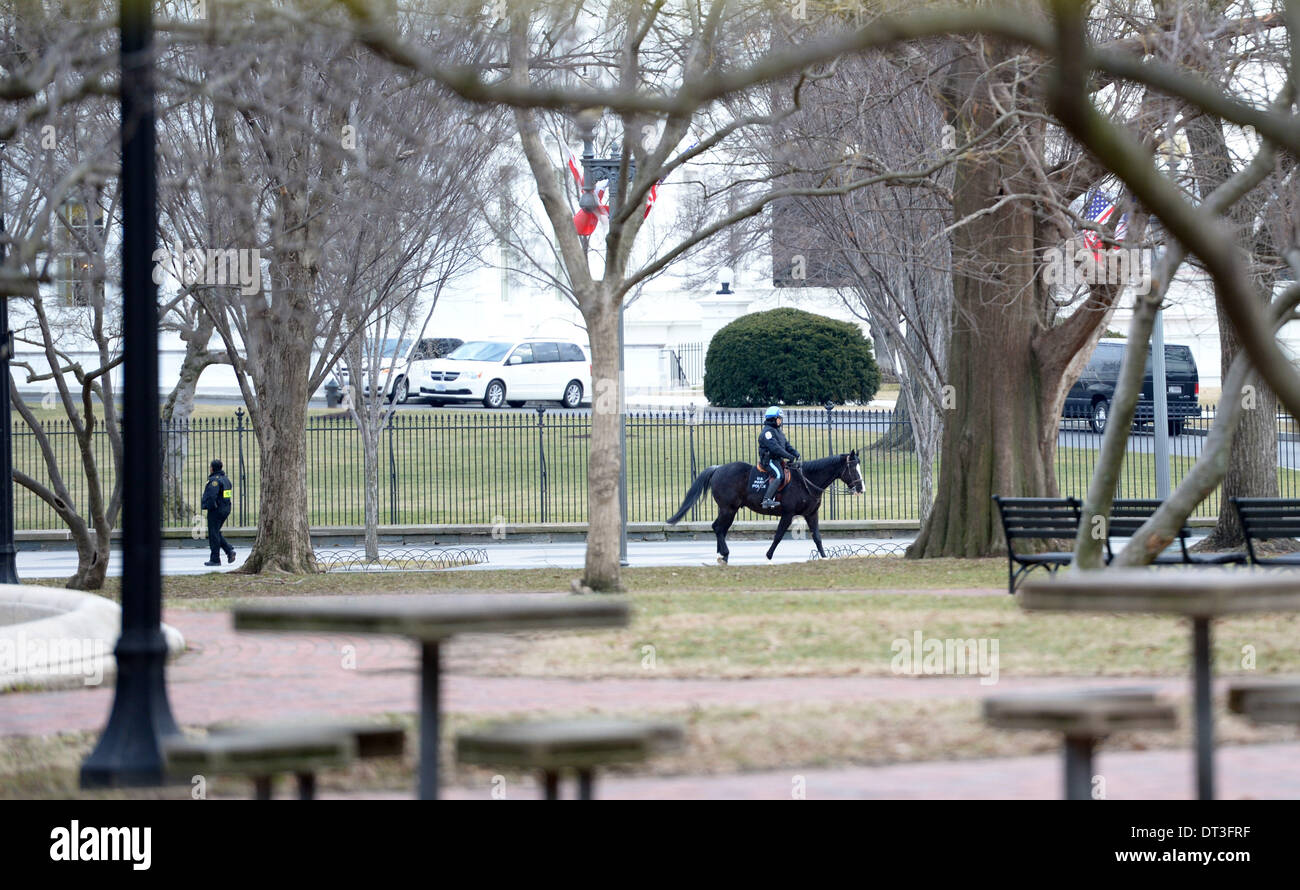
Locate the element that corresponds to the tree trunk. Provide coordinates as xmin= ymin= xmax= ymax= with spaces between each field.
xmin=871 ymin=398 xmax=914 ymax=451
xmin=239 ymin=338 xmax=317 ymax=574
xmin=906 ymin=292 xmax=1054 ymax=557
xmin=66 ymin=524 xmax=110 ymax=590
xmin=907 ymin=105 xmax=1058 ymax=557
xmin=160 ymin=330 xmax=213 ymax=523
xmin=1184 ymin=111 xmax=1282 ymax=548
xmin=581 ymin=299 xmax=623 ymax=591
xmin=1201 ymin=296 xmax=1279 ymax=547
xmin=1073 ymin=289 xmax=1161 ymax=568
xmin=362 ymin=424 xmax=380 ymax=562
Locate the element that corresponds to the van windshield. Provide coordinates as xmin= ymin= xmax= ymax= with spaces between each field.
xmin=447 ymin=341 xmax=512 ymax=362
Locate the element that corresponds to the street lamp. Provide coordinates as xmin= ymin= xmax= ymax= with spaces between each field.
xmin=573 ymin=115 xmax=634 ymax=568
xmin=0 ymin=139 xmax=18 ymax=584
xmin=81 ymin=0 xmax=178 ymax=787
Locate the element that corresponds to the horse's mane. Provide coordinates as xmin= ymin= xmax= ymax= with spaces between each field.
xmin=802 ymin=454 xmax=845 ymax=473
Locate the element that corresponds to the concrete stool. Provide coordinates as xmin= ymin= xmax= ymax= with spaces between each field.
xmin=1228 ymin=679 xmax=1300 ymax=725
xmin=165 ymin=725 xmax=359 ymax=799
xmin=984 ymin=689 xmax=1177 ymax=800
xmin=457 ymin=718 xmax=684 ymax=800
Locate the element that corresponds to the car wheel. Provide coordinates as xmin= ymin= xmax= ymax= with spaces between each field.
xmin=1089 ymin=398 xmax=1109 ymax=434
xmin=562 ymin=380 xmax=583 ymax=409
xmin=1168 ymin=419 xmax=1184 ymax=437
xmin=393 ymin=375 xmax=409 ymax=404
xmin=483 ymin=380 xmax=506 ymax=409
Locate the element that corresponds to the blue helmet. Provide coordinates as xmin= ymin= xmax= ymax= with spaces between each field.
xmin=764 ymin=405 xmax=783 ymax=420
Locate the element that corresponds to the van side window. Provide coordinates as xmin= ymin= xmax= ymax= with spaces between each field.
xmin=559 ymin=343 xmax=585 ymax=362
xmin=532 ymin=342 xmax=561 ymax=363
xmin=511 ymin=344 xmax=534 ymax=363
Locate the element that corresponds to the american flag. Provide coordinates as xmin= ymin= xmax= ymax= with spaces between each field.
xmin=1081 ymin=190 xmax=1128 ymax=258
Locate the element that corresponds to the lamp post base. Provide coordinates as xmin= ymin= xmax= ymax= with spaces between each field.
xmin=80 ymin=630 xmax=180 ymax=788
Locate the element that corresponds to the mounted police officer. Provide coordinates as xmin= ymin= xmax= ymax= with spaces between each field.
xmin=757 ymin=406 xmax=800 ymax=509
xmin=201 ymin=458 xmax=235 ymax=567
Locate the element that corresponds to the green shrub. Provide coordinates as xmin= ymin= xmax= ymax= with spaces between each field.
xmin=703 ymin=308 xmax=881 ymax=406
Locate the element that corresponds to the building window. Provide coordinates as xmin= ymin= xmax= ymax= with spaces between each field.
xmin=57 ymin=198 xmax=106 ymax=307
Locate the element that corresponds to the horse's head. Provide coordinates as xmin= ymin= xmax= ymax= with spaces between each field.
xmin=840 ymin=449 xmax=864 ymax=494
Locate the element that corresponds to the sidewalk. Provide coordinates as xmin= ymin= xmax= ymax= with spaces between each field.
xmin=13 ymin=535 xmax=914 ymax=578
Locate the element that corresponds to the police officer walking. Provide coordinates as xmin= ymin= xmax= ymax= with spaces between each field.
xmin=202 ymin=458 xmax=236 ymax=567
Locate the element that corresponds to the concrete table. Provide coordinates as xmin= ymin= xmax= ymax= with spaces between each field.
xmin=1020 ymin=569 xmax=1300 ymax=801
xmin=233 ymin=594 xmax=630 ymax=800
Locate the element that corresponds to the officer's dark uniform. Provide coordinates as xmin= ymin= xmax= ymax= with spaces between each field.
xmin=757 ymin=418 xmax=800 ymax=508
xmin=201 ymin=462 xmax=235 ymax=565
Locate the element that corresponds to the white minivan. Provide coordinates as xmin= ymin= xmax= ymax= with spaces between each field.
xmin=418 ymin=338 xmax=592 ymax=408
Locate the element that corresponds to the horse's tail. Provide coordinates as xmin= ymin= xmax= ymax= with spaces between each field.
xmin=666 ymin=465 xmax=719 ymax=525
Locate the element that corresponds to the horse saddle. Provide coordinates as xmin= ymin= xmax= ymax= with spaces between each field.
xmin=750 ymin=464 xmax=791 ymax=494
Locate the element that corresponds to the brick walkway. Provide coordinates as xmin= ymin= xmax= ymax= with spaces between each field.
xmin=334 ymin=742 xmax=1300 ymax=800
xmin=6 ymin=604 xmax=1299 ymax=799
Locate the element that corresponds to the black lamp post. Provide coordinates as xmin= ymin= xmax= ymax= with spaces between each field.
xmin=81 ymin=0 xmax=178 ymax=788
xmin=0 ymin=139 xmax=18 ymax=584
xmin=575 ymin=118 xmax=634 ymax=568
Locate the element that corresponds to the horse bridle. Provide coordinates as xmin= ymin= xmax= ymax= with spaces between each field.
xmin=794 ymin=463 xmax=829 ymax=495
xmin=795 ymin=457 xmax=861 ymax=495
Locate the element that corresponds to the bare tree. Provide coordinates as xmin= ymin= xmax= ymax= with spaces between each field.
xmin=149 ymin=1 xmax=501 ymax=572
xmin=1 ymin=2 xmax=126 ymax=588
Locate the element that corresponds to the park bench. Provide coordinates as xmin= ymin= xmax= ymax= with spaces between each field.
xmin=1227 ymin=679 xmax=1300 ymax=726
xmin=1231 ymin=497 xmax=1300 ymax=565
xmin=456 ymin=718 xmax=684 ymax=800
xmin=983 ymin=688 xmax=1177 ymax=800
xmin=165 ymin=722 xmax=406 ymax=799
xmin=992 ymin=496 xmax=1082 ymax=593
xmin=1105 ymin=499 xmax=1246 ymax=566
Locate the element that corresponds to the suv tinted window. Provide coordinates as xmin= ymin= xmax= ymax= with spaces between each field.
xmin=559 ymin=342 xmax=585 ymax=362
xmin=1165 ymin=345 xmax=1195 ymax=376
xmin=1142 ymin=345 xmax=1196 ymax=375
xmin=532 ymin=342 xmax=561 ymax=363
xmin=1092 ymin=343 xmax=1123 ymax=377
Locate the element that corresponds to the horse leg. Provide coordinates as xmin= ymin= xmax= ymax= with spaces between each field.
xmin=805 ymin=511 xmax=826 ymax=558
xmin=766 ymin=513 xmax=795 ymax=561
xmin=713 ymin=508 xmax=736 ymax=565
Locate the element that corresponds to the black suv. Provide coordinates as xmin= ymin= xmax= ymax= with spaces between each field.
xmin=1063 ymin=339 xmax=1201 ymax=436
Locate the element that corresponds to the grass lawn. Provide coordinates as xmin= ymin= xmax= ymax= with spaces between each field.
xmin=130 ymin=557 xmax=1300 ymax=680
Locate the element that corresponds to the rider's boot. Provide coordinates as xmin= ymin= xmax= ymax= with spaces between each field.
xmin=760 ymin=474 xmax=780 ymax=510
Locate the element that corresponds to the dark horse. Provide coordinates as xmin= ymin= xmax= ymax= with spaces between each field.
xmin=666 ymin=452 xmax=864 ymax=563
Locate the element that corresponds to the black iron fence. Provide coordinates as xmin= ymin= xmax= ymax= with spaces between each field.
xmin=10 ymin=404 xmax=1299 ymax=531
xmin=663 ymin=342 xmax=705 ymax=388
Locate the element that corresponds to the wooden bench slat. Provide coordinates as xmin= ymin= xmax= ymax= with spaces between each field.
xmin=984 ymin=689 xmax=1177 ymax=737
xmin=164 ymin=728 xmax=356 ymax=776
